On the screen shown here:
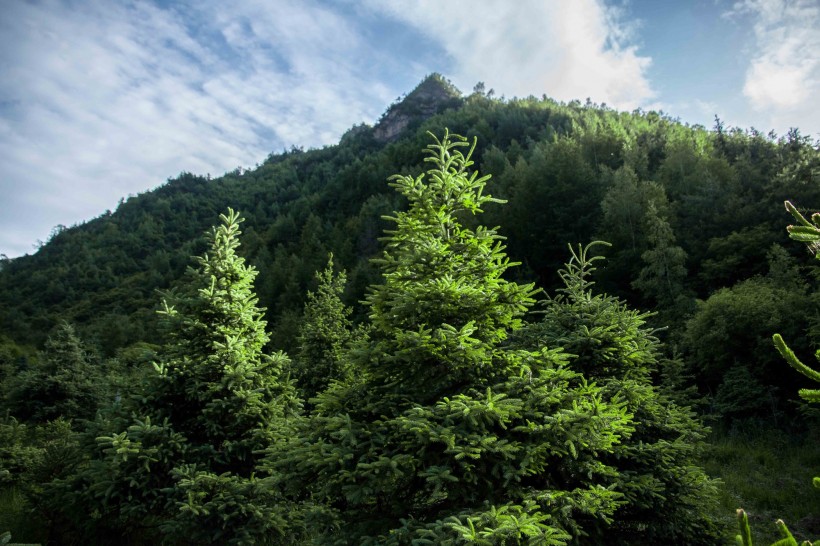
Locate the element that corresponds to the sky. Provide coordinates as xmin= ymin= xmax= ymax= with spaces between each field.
xmin=1 ymin=0 xmax=819 ymax=258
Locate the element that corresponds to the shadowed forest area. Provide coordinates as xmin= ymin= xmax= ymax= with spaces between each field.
xmin=1 ymin=75 xmax=819 ymax=545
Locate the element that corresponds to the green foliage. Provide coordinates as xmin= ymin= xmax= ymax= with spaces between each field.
xmin=705 ymin=429 xmax=820 ymax=545
xmin=736 ymin=509 xmax=814 ymax=546
xmin=292 ymin=255 xmax=361 ymax=400
xmin=774 ymin=200 xmax=820 ymax=405
xmin=683 ymin=277 xmax=809 ymax=419
xmin=162 ymin=467 xmax=292 ymax=545
xmin=3 ymin=322 xmax=107 ymax=423
xmin=1 ymin=75 xmax=819 ymax=543
xmin=521 ymin=242 xmax=719 ymax=545
xmin=0 ymin=419 xmax=43 ymax=489
xmin=632 ymin=201 xmax=689 ymax=308
xmin=732 ymin=200 xmax=820 ymax=546
xmin=773 ymin=335 xmax=820 ymax=405
xmin=598 ymin=166 xmax=672 ymax=301
xmin=714 ymin=365 xmax=773 ymax=418
xmin=363 ymin=130 xmax=537 ymax=394
xmin=0 ymin=417 xmax=77 ymax=543
xmin=57 ymin=209 xmax=301 ymax=544
xmin=1 ymin=78 xmax=818 ymax=433
xmin=0 ymin=337 xmax=34 ymax=387
xmin=269 ymin=132 xmax=634 ymax=544
xmin=147 ymin=208 xmax=299 ymax=471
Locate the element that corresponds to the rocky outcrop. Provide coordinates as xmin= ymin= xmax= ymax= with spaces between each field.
xmin=374 ymin=74 xmax=462 ymax=143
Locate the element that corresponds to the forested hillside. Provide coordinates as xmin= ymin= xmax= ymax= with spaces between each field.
xmin=1 ymin=75 xmax=819 ymax=544
xmin=3 ymin=74 xmax=819 ymax=416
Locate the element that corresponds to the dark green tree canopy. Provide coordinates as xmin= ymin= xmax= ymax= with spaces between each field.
xmin=3 ymin=321 xmax=106 ymax=423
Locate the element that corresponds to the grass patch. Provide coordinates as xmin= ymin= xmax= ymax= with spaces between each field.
xmin=704 ymin=424 xmax=820 ymax=544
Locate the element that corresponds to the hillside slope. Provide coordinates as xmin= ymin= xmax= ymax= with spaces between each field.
xmin=1 ymin=74 xmax=819 ymax=415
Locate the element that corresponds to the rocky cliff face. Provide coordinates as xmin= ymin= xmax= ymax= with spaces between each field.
xmin=373 ymin=74 xmax=462 ymax=142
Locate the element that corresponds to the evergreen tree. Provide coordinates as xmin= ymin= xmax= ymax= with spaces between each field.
xmin=4 ymin=322 xmax=106 ymax=423
xmin=632 ymin=201 xmax=689 ymax=309
xmin=145 ymin=208 xmax=298 ymax=474
xmin=600 ymin=166 xmax=646 ymax=255
xmin=292 ymin=254 xmax=360 ymax=401
xmin=520 ymin=242 xmax=719 ymax=545
xmin=596 ymin=167 xmax=672 ymax=303
xmin=0 ymin=417 xmax=78 ymax=544
xmin=270 ymin=132 xmax=633 ymax=544
xmin=63 ymin=210 xmax=300 ymax=544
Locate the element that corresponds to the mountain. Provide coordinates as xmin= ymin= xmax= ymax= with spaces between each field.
xmin=1 ymin=75 xmax=819 ymax=415
xmin=373 ymin=73 xmax=463 ymax=141
xmin=5 ymin=74 xmax=820 ymax=546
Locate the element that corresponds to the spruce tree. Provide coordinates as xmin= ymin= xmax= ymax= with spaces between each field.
xmin=145 ymin=208 xmax=298 ymax=474
xmin=67 ymin=210 xmax=300 ymax=544
xmin=632 ymin=201 xmax=688 ymax=309
xmin=292 ymin=254 xmax=360 ymax=401
xmin=520 ymin=242 xmax=719 ymax=545
xmin=271 ymin=132 xmax=633 ymax=544
xmin=4 ymin=321 xmax=105 ymax=423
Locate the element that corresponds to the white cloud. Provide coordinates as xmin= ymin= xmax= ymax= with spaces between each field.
xmin=0 ymin=0 xmax=659 ymax=258
xmin=364 ymin=0 xmax=655 ymax=109
xmin=0 ymin=0 xmax=397 ymax=257
xmin=728 ymin=0 xmax=820 ymax=134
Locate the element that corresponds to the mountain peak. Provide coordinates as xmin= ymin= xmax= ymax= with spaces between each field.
xmin=407 ymin=73 xmax=461 ymax=102
xmin=374 ymin=74 xmax=463 ymax=142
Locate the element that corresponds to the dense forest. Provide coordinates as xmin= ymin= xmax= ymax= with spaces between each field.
xmin=1 ymin=75 xmax=819 ymax=544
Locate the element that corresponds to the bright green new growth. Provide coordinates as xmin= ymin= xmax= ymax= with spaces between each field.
xmin=522 ymin=242 xmax=719 ymax=545
xmin=149 ymin=208 xmax=297 ymax=471
xmin=735 ymin=509 xmax=813 ymax=546
xmin=66 ymin=209 xmax=299 ymax=544
xmin=365 ymin=130 xmax=534 ymax=395
xmin=779 ymin=201 xmax=820 ymax=513
xmin=771 ymin=201 xmax=820 ymax=404
xmin=272 ymin=131 xmax=634 ymax=544
xmin=772 ymin=334 xmax=820 ymax=404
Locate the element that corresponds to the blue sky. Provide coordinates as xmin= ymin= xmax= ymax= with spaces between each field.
xmin=1 ymin=0 xmax=818 ymax=258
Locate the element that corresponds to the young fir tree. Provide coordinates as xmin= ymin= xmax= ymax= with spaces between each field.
xmin=4 ymin=321 xmax=106 ymax=423
xmin=632 ymin=201 xmax=688 ymax=309
xmin=63 ymin=210 xmax=301 ymax=544
xmin=269 ymin=132 xmax=633 ymax=544
xmin=292 ymin=254 xmax=360 ymax=401
xmin=518 ymin=242 xmax=719 ymax=545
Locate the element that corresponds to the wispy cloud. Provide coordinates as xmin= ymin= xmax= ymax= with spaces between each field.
xmin=726 ymin=0 xmax=820 ymax=135
xmin=10 ymin=0 xmax=814 ymax=259
xmin=365 ymin=0 xmax=655 ymax=109
xmin=0 ymin=0 xmax=397 ymax=257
